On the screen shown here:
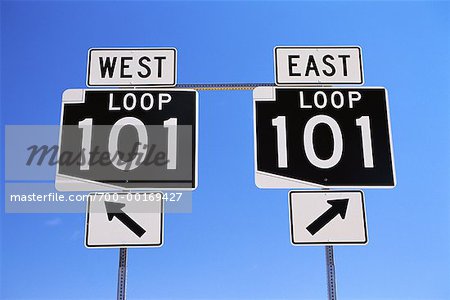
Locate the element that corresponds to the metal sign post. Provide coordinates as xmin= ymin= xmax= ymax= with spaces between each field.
xmin=289 ymin=190 xmax=368 ymax=299
xmin=326 ymin=246 xmax=337 ymax=300
xmin=117 ymin=248 xmax=127 ymax=300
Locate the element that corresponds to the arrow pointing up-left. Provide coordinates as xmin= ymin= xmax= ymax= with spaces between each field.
xmin=104 ymin=201 xmax=146 ymax=238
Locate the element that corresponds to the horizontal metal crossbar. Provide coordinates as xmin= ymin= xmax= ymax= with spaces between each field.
xmin=175 ymin=83 xmax=276 ymax=91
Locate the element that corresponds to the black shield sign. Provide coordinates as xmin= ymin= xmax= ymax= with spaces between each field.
xmin=254 ymin=87 xmax=395 ymax=188
xmin=57 ymin=89 xmax=197 ymax=191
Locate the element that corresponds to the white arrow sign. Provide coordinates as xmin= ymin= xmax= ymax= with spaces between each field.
xmin=289 ymin=190 xmax=368 ymax=245
xmin=85 ymin=192 xmax=163 ymax=248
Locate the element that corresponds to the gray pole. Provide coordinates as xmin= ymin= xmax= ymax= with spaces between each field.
xmin=117 ymin=248 xmax=127 ymax=300
xmin=325 ymin=245 xmax=337 ymax=300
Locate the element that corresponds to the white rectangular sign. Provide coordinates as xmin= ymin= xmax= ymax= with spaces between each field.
xmin=85 ymin=192 xmax=163 ymax=248
xmin=87 ymin=48 xmax=177 ymax=87
xmin=289 ymin=190 xmax=368 ymax=245
xmin=274 ymin=46 xmax=363 ymax=85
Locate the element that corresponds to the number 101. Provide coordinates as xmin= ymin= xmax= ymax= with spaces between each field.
xmin=78 ymin=117 xmax=178 ymax=171
xmin=272 ymin=115 xmax=374 ymax=169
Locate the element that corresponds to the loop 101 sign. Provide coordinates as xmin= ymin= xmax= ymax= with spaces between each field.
xmin=253 ymin=87 xmax=395 ymax=188
xmin=56 ymin=89 xmax=197 ymax=191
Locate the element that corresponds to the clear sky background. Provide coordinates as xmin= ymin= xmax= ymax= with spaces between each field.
xmin=1 ymin=1 xmax=450 ymax=299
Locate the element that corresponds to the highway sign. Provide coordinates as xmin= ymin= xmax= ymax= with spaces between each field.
xmin=289 ymin=190 xmax=368 ymax=245
xmin=85 ymin=192 xmax=163 ymax=248
xmin=87 ymin=48 xmax=177 ymax=87
xmin=274 ymin=46 xmax=363 ymax=85
xmin=253 ymin=86 xmax=395 ymax=188
xmin=56 ymin=88 xmax=197 ymax=191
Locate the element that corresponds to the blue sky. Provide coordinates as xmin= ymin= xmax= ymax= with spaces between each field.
xmin=1 ymin=1 xmax=450 ymax=299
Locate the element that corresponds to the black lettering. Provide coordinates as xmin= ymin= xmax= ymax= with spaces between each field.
xmin=89 ymin=146 xmax=101 ymax=165
xmin=154 ymin=56 xmax=166 ymax=78
xmin=288 ymin=55 xmax=301 ymax=76
xmin=59 ymin=151 xmax=82 ymax=167
xmin=120 ymin=57 xmax=133 ymax=78
xmin=99 ymin=151 xmax=111 ymax=166
xmin=126 ymin=142 xmax=143 ymax=162
xmin=305 ymin=55 xmax=320 ymax=76
xmin=26 ymin=145 xmax=58 ymax=166
xmin=322 ymin=55 xmax=336 ymax=76
xmin=109 ymin=151 xmax=125 ymax=166
xmin=99 ymin=57 xmax=117 ymax=78
xmin=143 ymin=144 xmax=157 ymax=166
xmin=137 ymin=56 xmax=151 ymax=78
xmin=338 ymin=55 xmax=350 ymax=76
xmin=154 ymin=151 xmax=168 ymax=166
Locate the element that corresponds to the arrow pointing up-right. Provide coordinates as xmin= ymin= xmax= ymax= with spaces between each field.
xmin=306 ymin=198 xmax=349 ymax=236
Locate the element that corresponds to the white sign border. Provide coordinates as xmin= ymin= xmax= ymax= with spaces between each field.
xmin=274 ymin=46 xmax=364 ymax=85
xmin=86 ymin=47 xmax=177 ymax=87
xmin=84 ymin=192 xmax=164 ymax=249
xmin=253 ymin=86 xmax=397 ymax=189
xmin=56 ymin=88 xmax=198 ymax=192
xmin=288 ymin=190 xmax=368 ymax=246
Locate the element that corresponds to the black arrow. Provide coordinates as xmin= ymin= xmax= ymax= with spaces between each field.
xmin=104 ymin=201 xmax=146 ymax=238
xmin=306 ymin=198 xmax=349 ymax=236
